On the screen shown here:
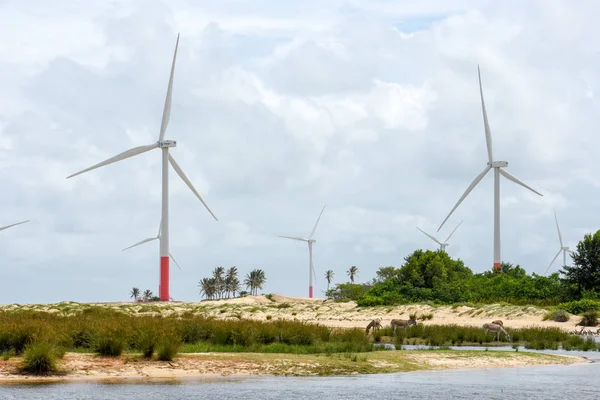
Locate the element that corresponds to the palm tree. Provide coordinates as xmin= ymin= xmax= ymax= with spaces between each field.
xmin=199 ymin=277 xmax=217 ymax=300
xmin=143 ymin=289 xmax=153 ymax=302
xmin=325 ymin=270 xmax=334 ymax=291
xmin=244 ymin=269 xmax=267 ymax=296
xmin=130 ymin=287 xmax=140 ymax=301
xmin=254 ymin=269 xmax=266 ymax=295
xmin=212 ymin=266 xmax=225 ymax=298
xmin=225 ymin=266 xmax=240 ymax=298
xmin=347 ymin=266 xmax=358 ymax=283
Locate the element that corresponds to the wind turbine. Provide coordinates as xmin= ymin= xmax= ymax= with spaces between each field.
xmin=67 ymin=34 xmax=217 ymax=301
xmin=122 ymin=219 xmax=182 ymax=271
xmin=416 ymin=220 xmax=463 ymax=252
xmin=437 ymin=66 xmax=543 ymax=273
xmin=0 ymin=220 xmax=29 ymax=233
xmin=279 ymin=205 xmax=326 ymax=298
xmin=545 ymin=210 xmax=574 ymax=274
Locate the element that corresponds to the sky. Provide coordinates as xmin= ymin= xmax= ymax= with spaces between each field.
xmin=1 ymin=0 xmax=599 ymax=304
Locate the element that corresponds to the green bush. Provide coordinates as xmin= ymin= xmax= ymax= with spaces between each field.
xmin=95 ymin=335 xmax=125 ymax=357
xmin=578 ymin=311 xmax=598 ymax=327
xmin=558 ymin=300 xmax=600 ymax=315
xmin=20 ymin=342 xmax=57 ymax=375
xmin=157 ymin=337 xmax=180 ymax=361
xmin=543 ymin=309 xmax=570 ymax=322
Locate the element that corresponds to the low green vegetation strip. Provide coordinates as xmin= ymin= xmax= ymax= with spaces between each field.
xmin=0 ymin=307 xmax=374 ymax=372
xmin=0 ymin=307 xmax=597 ymax=376
xmin=378 ymin=324 xmax=600 ymax=352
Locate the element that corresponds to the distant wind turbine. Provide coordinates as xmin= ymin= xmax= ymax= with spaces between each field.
xmin=437 ymin=66 xmax=543 ymax=272
xmin=0 ymin=220 xmax=29 ymax=233
xmin=66 ymin=34 xmax=217 ymax=301
xmin=545 ymin=210 xmax=574 ymax=275
xmin=279 ymin=205 xmax=326 ymax=298
xmin=122 ymin=219 xmax=182 ymax=271
xmin=416 ymin=220 xmax=463 ymax=252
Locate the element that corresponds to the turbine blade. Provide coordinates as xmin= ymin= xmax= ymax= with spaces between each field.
xmin=444 ymin=220 xmax=463 ymax=243
xmin=0 ymin=220 xmax=29 ymax=232
xmin=416 ymin=227 xmax=442 ymax=245
xmin=499 ymin=169 xmax=543 ymax=196
xmin=478 ymin=65 xmax=493 ymax=163
xmin=544 ymin=248 xmax=562 ymax=275
xmin=67 ymin=143 xmax=158 ymax=179
xmin=157 ymin=218 xmax=163 ymax=238
xmin=438 ymin=165 xmax=491 ymax=232
xmin=121 ymin=236 xmax=158 ymax=251
xmin=169 ymin=154 xmax=218 ymax=221
xmin=279 ymin=235 xmax=308 ymax=242
xmin=309 ymin=204 xmax=327 ymax=239
xmin=567 ymin=249 xmax=575 ymax=254
xmin=159 ymin=33 xmax=179 ymax=142
xmin=170 ymin=252 xmax=182 ymax=270
xmin=312 ymin=265 xmax=317 ymax=285
xmin=553 ymin=209 xmax=563 ymax=247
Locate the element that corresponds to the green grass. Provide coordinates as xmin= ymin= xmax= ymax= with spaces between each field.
xmin=20 ymin=342 xmax=58 ymax=375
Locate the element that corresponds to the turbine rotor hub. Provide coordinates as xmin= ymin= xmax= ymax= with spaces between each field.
xmin=158 ymin=140 xmax=177 ymax=148
xmin=489 ymin=161 xmax=508 ymax=168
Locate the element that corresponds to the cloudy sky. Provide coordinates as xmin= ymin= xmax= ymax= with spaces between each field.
xmin=1 ymin=0 xmax=598 ymax=304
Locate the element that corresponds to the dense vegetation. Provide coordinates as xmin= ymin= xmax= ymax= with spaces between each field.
xmin=326 ymin=229 xmax=600 ymax=308
xmin=0 ymin=307 xmax=373 ymax=360
xmin=198 ymin=266 xmax=266 ymax=300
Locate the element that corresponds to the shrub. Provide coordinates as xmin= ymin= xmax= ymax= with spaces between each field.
xmin=578 ymin=311 xmax=598 ymax=327
xmin=543 ymin=309 xmax=570 ymax=322
xmin=95 ymin=335 xmax=125 ymax=357
xmin=138 ymin=331 xmax=156 ymax=358
xmin=558 ymin=300 xmax=600 ymax=315
xmin=157 ymin=337 xmax=180 ymax=361
xmin=20 ymin=343 xmax=57 ymax=375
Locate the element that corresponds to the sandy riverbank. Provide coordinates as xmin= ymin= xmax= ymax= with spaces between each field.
xmin=0 ymin=351 xmax=587 ymax=383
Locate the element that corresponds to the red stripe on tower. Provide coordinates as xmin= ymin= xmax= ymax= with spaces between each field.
xmin=160 ymin=256 xmax=170 ymax=300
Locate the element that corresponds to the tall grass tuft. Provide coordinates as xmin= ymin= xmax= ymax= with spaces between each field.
xmin=157 ymin=336 xmax=180 ymax=361
xmin=95 ymin=335 xmax=125 ymax=357
xmin=20 ymin=342 xmax=57 ymax=375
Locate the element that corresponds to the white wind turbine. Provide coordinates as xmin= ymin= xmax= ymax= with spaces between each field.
xmin=0 ymin=220 xmax=29 ymax=233
xmin=67 ymin=34 xmax=217 ymax=301
xmin=416 ymin=220 xmax=463 ymax=252
xmin=122 ymin=219 xmax=182 ymax=270
xmin=545 ymin=210 xmax=574 ymax=274
xmin=437 ymin=66 xmax=543 ymax=272
xmin=279 ymin=205 xmax=326 ymax=298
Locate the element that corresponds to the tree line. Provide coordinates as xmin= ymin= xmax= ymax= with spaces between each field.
xmin=325 ymin=229 xmax=600 ymax=307
xmin=198 ymin=266 xmax=266 ymax=300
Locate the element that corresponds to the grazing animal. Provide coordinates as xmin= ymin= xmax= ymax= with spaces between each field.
xmin=482 ymin=323 xmax=510 ymax=341
xmin=365 ymin=318 xmax=383 ymax=335
xmin=391 ymin=318 xmax=417 ymax=336
xmin=491 ymin=320 xmax=504 ymax=327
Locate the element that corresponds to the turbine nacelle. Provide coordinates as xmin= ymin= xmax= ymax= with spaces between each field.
xmin=489 ymin=161 xmax=508 ymax=168
xmin=158 ymin=140 xmax=177 ymax=148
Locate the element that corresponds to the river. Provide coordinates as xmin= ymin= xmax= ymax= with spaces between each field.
xmin=1 ymin=347 xmax=598 ymax=400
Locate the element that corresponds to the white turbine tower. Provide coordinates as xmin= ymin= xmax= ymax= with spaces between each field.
xmin=0 ymin=220 xmax=29 ymax=233
xmin=279 ymin=205 xmax=326 ymax=298
xmin=67 ymin=34 xmax=217 ymax=301
xmin=416 ymin=220 xmax=463 ymax=252
xmin=545 ymin=210 xmax=574 ymax=274
xmin=437 ymin=66 xmax=543 ymax=272
xmin=122 ymin=219 xmax=182 ymax=271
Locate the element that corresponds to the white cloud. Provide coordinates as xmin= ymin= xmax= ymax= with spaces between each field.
xmin=1 ymin=0 xmax=599 ymax=303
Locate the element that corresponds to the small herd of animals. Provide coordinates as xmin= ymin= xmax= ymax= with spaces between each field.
xmin=364 ymin=318 xmax=599 ymax=340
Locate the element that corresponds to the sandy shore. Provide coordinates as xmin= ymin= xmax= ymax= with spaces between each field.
xmin=0 ymin=351 xmax=587 ymax=383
